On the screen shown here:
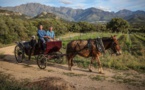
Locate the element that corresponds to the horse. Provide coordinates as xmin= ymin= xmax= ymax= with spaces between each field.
xmin=66 ymin=35 xmax=122 ymax=73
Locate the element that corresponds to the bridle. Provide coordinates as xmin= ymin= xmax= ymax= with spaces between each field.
xmin=110 ymin=40 xmax=120 ymax=54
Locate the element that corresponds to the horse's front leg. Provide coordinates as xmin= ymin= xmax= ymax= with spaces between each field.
xmin=88 ymin=57 xmax=94 ymax=72
xmin=67 ymin=54 xmax=73 ymax=71
xmin=95 ymin=56 xmax=104 ymax=74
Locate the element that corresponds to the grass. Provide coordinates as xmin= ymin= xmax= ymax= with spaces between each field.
xmin=0 ymin=43 xmax=15 ymax=48
xmin=90 ymin=75 xmax=106 ymax=81
xmin=63 ymin=72 xmax=86 ymax=77
xmin=134 ymin=34 xmax=145 ymax=42
xmin=112 ymin=74 xmax=144 ymax=86
xmin=0 ymin=52 xmax=6 ymax=59
xmin=0 ymin=71 xmax=40 ymax=90
xmin=126 ymin=33 xmax=132 ymax=49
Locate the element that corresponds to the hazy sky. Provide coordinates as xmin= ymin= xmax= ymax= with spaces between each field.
xmin=0 ymin=0 xmax=145 ymax=12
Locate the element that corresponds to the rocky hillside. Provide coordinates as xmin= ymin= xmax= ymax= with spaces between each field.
xmin=0 ymin=9 xmax=30 ymax=19
xmin=0 ymin=3 xmax=145 ymax=23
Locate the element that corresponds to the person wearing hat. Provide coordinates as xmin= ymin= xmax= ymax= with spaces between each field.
xmin=28 ymin=35 xmax=37 ymax=60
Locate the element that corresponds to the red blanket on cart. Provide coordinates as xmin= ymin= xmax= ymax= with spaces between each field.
xmin=44 ymin=41 xmax=62 ymax=54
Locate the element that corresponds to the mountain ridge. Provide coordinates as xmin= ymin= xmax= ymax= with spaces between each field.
xmin=0 ymin=3 xmax=145 ymax=23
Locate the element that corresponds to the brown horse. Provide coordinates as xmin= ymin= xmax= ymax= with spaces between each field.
xmin=66 ymin=35 xmax=121 ymax=73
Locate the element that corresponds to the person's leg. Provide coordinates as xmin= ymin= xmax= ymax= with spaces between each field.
xmin=40 ymin=38 xmax=46 ymax=53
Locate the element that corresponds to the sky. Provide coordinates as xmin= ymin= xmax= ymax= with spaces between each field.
xmin=0 ymin=0 xmax=145 ymax=12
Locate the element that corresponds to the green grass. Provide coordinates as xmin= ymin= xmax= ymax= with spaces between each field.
xmin=112 ymin=74 xmax=144 ymax=86
xmin=63 ymin=72 xmax=86 ymax=77
xmin=113 ymin=75 xmax=136 ymax=84
xmin=90 ymin=75 xmax=106 ymax=81
xmin=126 ymin=33 xmax=132 ymax=48
xmin=0 ymin=72 xmax=40 ymax=90
xmin=135 ymin=34 xmax=145 ymax=42
xmin=0 ymin=43 xmax=15 ymax=48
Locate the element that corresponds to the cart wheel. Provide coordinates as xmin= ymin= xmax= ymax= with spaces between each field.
xmin=14 ymin=45 xmax=24 ymax=63
xmin=37 ymin=55 xmax=47 ymax=69
xmin=54 ymin=51 xmax=64 ymax=64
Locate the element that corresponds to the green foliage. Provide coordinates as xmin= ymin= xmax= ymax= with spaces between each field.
xmin=0 ymin=16 xmax=37 ymax=44
xmin=107 ymin=18 xmax=130 ymax=33
xmin=0 ymin=15 xmax=70 ymax=44
xmin=125 ymin=32 xmax=132 ymax=48
xmin=77 ymin=21 xmax=96 ymax=32
xmin=69 ymin=23 xmax=82 ymax=32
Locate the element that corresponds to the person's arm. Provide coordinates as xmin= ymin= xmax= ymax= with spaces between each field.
xmin=45 ymin=31 xmax=53 ymax=39
xmin=43 ymin=30 xmax=51 ymax=38
xmin=52 ymin=31 xmax=55 ymax=40
xmin=38 ymin=30 xmax=44 ymax=38
xmin=44 ymin=35 xmax=52 ymax=39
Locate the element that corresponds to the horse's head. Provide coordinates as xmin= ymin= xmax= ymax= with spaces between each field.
xmin=110 ymin=35 xmax=122 ymax=55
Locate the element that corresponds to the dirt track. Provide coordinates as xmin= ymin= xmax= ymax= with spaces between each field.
xmin=0 ymin=45 xmax=145 ymax=90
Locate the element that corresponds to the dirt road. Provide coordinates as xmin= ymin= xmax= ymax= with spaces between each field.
xmin=0 ymin=45 xmax=145 ymax=90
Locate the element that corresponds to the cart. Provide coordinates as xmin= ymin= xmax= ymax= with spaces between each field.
xmin=36 ymin=41 xmax=65 ymax=69
xmin=14 ymin=41 xmax=64 ymax=69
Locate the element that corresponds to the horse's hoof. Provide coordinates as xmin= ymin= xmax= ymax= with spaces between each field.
xmin=89 ymin=69 xmax=92 ymax=72
xmin=98 ymin=72 xmax=104 ymax=74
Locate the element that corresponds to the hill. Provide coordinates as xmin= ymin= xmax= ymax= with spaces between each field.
xmin=1 ymin=3 xmax=145 ymax=23
xmin=34 ymin=11 xmax=60 ymax=20
xmin=124 ymin=10 xmax=145 ymax=24
xmin=0 ymin=9 xmax=30 ymax=19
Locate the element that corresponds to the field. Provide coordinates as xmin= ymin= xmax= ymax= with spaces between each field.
xmin=0 ymin=32 xmax=145 ymax=90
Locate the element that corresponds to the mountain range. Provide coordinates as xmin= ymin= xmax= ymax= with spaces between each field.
xmin=0 ymin=3 xmax=145 ymax=23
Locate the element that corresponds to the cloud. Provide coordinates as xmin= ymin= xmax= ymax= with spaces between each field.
xmin=59 ymin=0 xmax=72 ymax=5
xmin=73 ymin=4 xmax=86 ymax=9
xmin=96 ymin=6 xmax=111 ymax=12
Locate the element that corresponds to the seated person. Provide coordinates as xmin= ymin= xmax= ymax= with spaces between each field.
xmin=46 ymin=26 xmax=55 ymax=41
xmin=37 ymin=25 xmax=47 ymax=43
xmin=28 ymin=35 xmax=37 ymax=60
xmin=37 ymin=25 xmax=48 ymax=52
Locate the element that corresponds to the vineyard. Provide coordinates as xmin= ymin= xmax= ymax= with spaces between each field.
xmin=60 ymin=32 xmax=145 ymax=72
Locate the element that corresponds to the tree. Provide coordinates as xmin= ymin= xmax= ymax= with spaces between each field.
xmin=78 ymin=22 xmax=96 ymax=33
xmin=107 ymin=18 xmax=130 ymax=33
xmin=70 ymin=23 xmax=81 ymax=32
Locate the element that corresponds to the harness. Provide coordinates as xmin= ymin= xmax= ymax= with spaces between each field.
xmin=95 ymin=38 xmax=105 ymax=53
xmin=88 ymin=39 xmax=93 ymax=56
xmin=72 ymin=39 xmax=93 ymax=56
xmin=110 ymin=41 xmax=117 ymax=53
xmin=73 ymin=38 xmax=105 ymax=56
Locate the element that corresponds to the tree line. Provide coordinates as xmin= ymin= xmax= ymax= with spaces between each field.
xmin=0 ymin=15 xmax=145 ymax=45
